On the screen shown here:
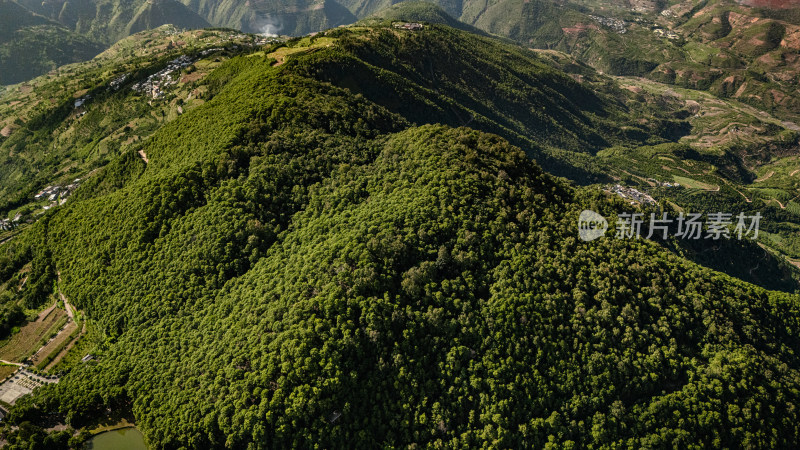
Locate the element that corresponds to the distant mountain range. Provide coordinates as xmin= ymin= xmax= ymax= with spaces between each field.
xmin=740 ymin=0 xmax=800 ymax=8
xmin=4 ymin=0 xmax=800 ymax=90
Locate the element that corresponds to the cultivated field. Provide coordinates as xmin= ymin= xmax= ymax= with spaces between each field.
xmin=0 ymin=306 xmax=68 ymax=363
xmin=31 ymin=321 xmax=78 ymax=368
xmin=673 ymin=175 xmax=718 ymax=190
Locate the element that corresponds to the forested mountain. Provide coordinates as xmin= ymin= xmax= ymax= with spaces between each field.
xmin=0 ymin=22 xmax=800 ymax=448
xmin=0 ymin=24 xmax=677 ymax=216
xmin=7 ymin=0 xmax=796 ymax=283
xmin=358 ymin=0 xmax=489 ymax=34
xmin=0 ymin=0 xmax=105 ymax=85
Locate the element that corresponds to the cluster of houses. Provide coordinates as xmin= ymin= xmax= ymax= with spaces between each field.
xmin=105 ymin=32 xmax=278 ymax=100
xmin=653 ymin=28 xmax=680 ymax=40
xmin=74 ymin=94 xmax=90 ymax=109
xmin=589 ymin=15 xmax=627 ymax=34
xmin=200 ymin=47 xmax=224 ymax=57
xmin=590 ymin=11 xmax=680 ymax=40
xmin=608 ymin=184 xmax=658 ymax=206
xmin=109 ymin=74 xmax=129 ymax=91
xmin=1 ymin=180 xmax=83 ymax=231
xmin=651 ymin=179 xmax=681 ymax=188
xmin=393 ymin=22 xmax=424 ymax=31
xmin=34 ymin=179 xmax=81 ymax=207
xmin=0 ymin=216 xmax=18 ymax=231
xmin=131 ymin=55 xmax=197 ymax=99
xmin=244 ymin=34 xmax=278 ymax=47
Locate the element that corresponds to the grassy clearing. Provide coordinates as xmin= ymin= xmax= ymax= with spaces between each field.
xmin=268 ymin=37 xmax=337 ymax=65
xmin=683 ymin=41 xmax=720 ymax=65
xmin=0 ymin=364 xmax=17 ymax=382
xmin=673 ymin=175 xmax=718 ymax=190
xmin=90 ymin=419 xmax=136 ymax=435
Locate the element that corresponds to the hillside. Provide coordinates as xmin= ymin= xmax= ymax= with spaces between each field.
xmin=0 ymin=0 xmax=53 ymax=39
xmin=5 ymin=0 xmax=800 ymax=91
xmin=244 ymin=23 xmax=800 ymax=286
xmin=180 ymin=0 xmax=357 ymax=35
xmin=0 ymin=25 xmax=682 ymax=218
xmin=14 ymin=0 xmax=208 ymax=43
xmin=359 ymin=0 xmax=490 ymax=35
xmin=0 ymin=0 xmax=104 ymax=85
xmin=0 ymin=26 xmax=269 ymax=218
xmin=0 ymin=24 xmax=799 ymax=448
xmin=0 ymin=26 xmax=105 ymax=85
xmin=334 ymin=0 xmax=800 ymax=120
xmin=126 ymin=0 xmax=211 ymax=36
xmin=2 ymin=24 xmax=797 ymax=286
xmin=293 ymin=26 xmax=688 ymax=175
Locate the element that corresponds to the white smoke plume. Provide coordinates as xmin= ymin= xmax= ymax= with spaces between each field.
xmin=257 ymin=15 xmax=283 ymax=37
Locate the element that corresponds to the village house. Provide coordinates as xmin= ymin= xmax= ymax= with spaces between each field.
xmin=394 ymin=22 xmax=424 ymax=31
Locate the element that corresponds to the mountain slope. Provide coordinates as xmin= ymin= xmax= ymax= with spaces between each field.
xmin=0 ymin=0 xmax=104 ymax=85
xmin=0 ymin=0 xmax=53 ymax=38
xmin=7 ymin=0 xmax=800 ymax=90
xmin=126 ymin=0 xmax=211 ymax=35
xmin=359 ymin=0 xmax=490 ymax=35
xmin=0 ymin=26 xmax=264 ymax=214
xmin=0 ymin=26 xmax=105 ymax=85
xmin=178 ymin=0 xmax=357 ymax=34
xmin=0 ymin=24 xmax=680 ymax=214
xmin=291 ymin=25 xmax=688 ymax=178
xmin=338 ymin=0 xmax=800 ymax=115
xmin=2 ymin=25 xmax=794 ymax=290
xmin=0 ymin=24 xmax=799 ymax=448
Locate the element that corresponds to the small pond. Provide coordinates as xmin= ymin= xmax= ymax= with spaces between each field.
xmin=87 ymin=427 xmax=146 ymax=450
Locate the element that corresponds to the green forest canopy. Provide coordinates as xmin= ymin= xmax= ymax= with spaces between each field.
xmin=0 ymin=25 xmax=798 ymax=449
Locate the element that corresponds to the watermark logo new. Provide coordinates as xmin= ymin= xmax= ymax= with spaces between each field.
xmin=578 ymin=209 xmax=762 ymax=242
xmin=578 ymin=210 xmax=608 ymax=242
